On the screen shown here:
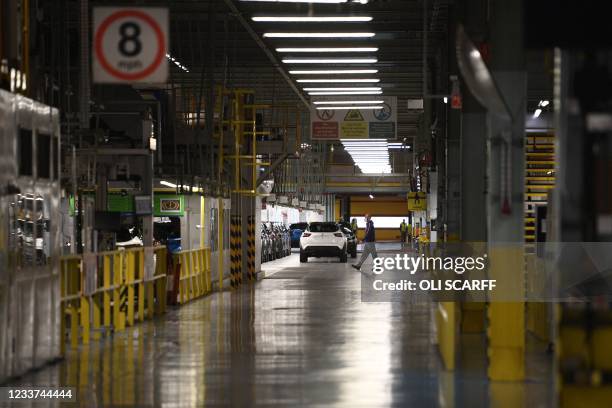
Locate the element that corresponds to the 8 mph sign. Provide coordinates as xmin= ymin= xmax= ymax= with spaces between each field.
xmin=93 ymin=7 xmax=168 ymax=84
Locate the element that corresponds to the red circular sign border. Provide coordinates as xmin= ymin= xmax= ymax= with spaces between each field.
xmin=94 ymin=9 xmax=166 ymax=81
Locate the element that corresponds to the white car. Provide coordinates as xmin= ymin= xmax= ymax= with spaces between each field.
xmin=299 ymin=222 xmax=348 ymax=263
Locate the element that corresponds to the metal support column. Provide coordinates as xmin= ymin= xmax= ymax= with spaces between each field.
xmin=486 ymin=0 xmax=526 ymax=382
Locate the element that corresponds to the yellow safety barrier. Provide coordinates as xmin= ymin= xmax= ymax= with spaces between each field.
xmin=60 ymin=246 xmax=168 ymax=351
xmin=173 ymin=247 xmax=212 ymax=304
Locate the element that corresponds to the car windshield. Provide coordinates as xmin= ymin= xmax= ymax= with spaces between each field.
xmin=308 ymin=223 xmax=338 ymax=233
xmin=290 ymin=223 xmax=308 ymax=230
xmin=341 ymin=227 xmax=353 ymax=235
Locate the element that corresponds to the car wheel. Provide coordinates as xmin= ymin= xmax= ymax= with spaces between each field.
xmin=340 ymin=252 xmax=348 ymax=263
xmin=300 ymin=252 xmax=308 ymax=263
xmin=351 ymin=250 xmax=357 ymax=258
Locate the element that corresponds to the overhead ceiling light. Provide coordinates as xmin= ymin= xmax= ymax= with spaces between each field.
xmin=166 ymin=53 xmax=190 ymax=73
xmin=313 ymin=100 xmax=384 ymax=105
xmin=388 ymin=143 xmax=411 ymax=150
xmin=538 ymin=99 xmax=550 ymax=107
xmin=289 ymin=69 xmax=378 ymax=75
xmin=160 ymin=180 xmax=176 ymax=188
xmin=533 ymin=108 xmax=542 ymax=118
xmin=254 ymin=16 xmax=372 ymax=22
xmin=304 ymin=87 xmax=381 ymax=91
xmin=283 ymin=58 xmax=377 ymax=64
xmin=369 ymin=194 xmax=374 ymax=199
xmin=160 ymin=180 xmax=202 ymax=192
xmin=341 ymin=139 xmax=391 ymax=174
xmin=242 ymin=0 xmax=348 ymax=3
xmin=265 ymin=33 xmax=375 ymax=38
xmin=309 ymin=91 xmax=383 ymax=95
xmin=297 ymin=78 xmax=379 ymax=83
xmin=316 ymin=105 xmax=383 ymax=110
xmin=277 ymin=47 xmax=378 ymax=53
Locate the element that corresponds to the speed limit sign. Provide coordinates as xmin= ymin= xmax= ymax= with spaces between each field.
xmin=93 ymin=7 xmax=168 ymax=84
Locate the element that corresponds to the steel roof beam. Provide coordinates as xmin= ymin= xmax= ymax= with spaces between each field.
xmin=222 ymin=0 xmax=310 ymax=109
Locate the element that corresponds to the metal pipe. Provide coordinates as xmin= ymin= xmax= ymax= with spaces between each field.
xmin=423 ymin=0 xmax=428 ymax=99
xmin=22 ymin=0 xmax=30 ymax=96
xmin=193 ymin=18 xmax=206 ymax=177
xmin=206 ymin=0 xmax=216 ymax=181
xmin=79 ymin=0 xmax=90 ymax=140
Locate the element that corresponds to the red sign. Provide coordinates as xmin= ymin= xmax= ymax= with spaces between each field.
xmin=312 ymin=121 xmax=339 ymax=140
xmin=451 ymin=94 xmax=462 ymax=110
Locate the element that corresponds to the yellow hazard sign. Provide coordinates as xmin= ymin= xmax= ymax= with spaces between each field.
xmin=407 ymin=192 xmax=427 ymax=211
xmin=344 ymin=109 xmax=365 ymax=121
xmin=341 ymin=122 xmax=368 ymax=138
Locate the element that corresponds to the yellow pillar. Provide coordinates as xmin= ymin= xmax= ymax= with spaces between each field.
xmin=80 ymin=296 xmax=90 ymax=345
xmin=126 ymin=251 xmax=135 ymax=326
xmin=218 ymin=199 xmax=224 ymax=290
xmin=487 ymin=246 xmax=525 ymax=381
xmin=137 ymin=250 xmax=145 ymax=321
xmin=103 ymin=255 xmax=111 ymax=328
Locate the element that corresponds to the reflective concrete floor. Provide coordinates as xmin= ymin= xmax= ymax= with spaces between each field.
xmin=3 ymin=252 xmax=554 ymax=407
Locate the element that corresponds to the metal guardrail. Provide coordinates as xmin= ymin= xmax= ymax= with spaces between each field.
xmin=171 ymin=247 xmax=212 ymax=304
xmin=59 ymin=247 xmax=168 ymax=351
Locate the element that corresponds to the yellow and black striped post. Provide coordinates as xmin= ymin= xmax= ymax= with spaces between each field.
xmin=247 ymin=216 xmax=256 ymax=281
xmin=230 ymin=216 xmax=238 ymax=288
xmin=236 ymin=215 xmax=243 ymax=285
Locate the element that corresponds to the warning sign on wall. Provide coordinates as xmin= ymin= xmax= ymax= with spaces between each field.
xmin=407 ymin=192 xmax=427 ymax=211
xmin=341 ymin=122 xmax=368 ymax=138
xmin=310 ymin=96 xmax=397 ymax=140
xmin=93 ymin=7 xmax=168 ymax=84
xmin=312 ymin=121 xmax=339 ymax=139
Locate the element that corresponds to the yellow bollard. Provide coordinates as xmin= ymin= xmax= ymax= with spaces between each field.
xmin=437 ymin=302 xmax=456 ymax=370
xmin=103 ymin=254 xmax=111 ymax=328
xmin=146 ymin=281 xmax=154 ymax=319
xmin=92 ymin=294 xmax=101 ymax=340
xmin=126 ymin=251 xmax=135 ymax=326
xmin=201 ymin=250 xmax=206 ymax=295
xmin=113 ymin=252 xmax=125 ymax=332
xmin=70 ymin=303 xmax=79 ymax=348
xmin=137 ymin=249 xmax=145 ymax=322
xmin=80 ymin=296 xmax=90 ymax=345
xmin=179 ymin=254 xmax=186 ymax=304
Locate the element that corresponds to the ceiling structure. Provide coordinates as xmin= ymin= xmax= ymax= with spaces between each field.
xmin=164 ymin=0 xmax=451 ymax=140
xmin=103 ymin=0 xmax=551 ymax=174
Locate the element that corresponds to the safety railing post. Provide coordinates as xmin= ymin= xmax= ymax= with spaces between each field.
xmin=113 ymin=251 xmax=125 ymax=332
xmin=126 ymin=250 xmax=135 ymax=326
xmin=137 ymin=249 xmax=145 ymax=322
xmin=103 ymin=254 xmax=111 ymax=328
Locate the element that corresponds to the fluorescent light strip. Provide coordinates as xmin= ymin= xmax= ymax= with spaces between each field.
xmin=242 ymin=0 xmax=348 ymax=3
xmin=290 ymin=69 xmax=378 ymax=74
xmin=165 ymin=53 xmax=189 ymax=73
xmin=265 ymin=33 xmax=375 ymax=38
xmin=254 ymin=16 xmax=372 ymax=22
xmin=304 ymin=87 xmax=381 ymax=91
xmin=160 ymin=180 xmax=201 ymax=192
xmin=316 ymin=105 xmax=383 ymax=110
xmin=341 ymin=139 xmax=391 ymax=174
xmin=284 ymin=58 xmax=377 ymax=64
xmin=277 ymin=47 xmax=378 ymax=53
xmin=309 ymin=91 xmax=383 ymax=95
xmin=298 ymin=79 xmax=379 ymax=83
xmin=313 ymin=100 xmax=383 ymax=105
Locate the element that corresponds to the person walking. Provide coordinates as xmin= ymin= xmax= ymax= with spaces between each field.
xmin=351 ymin=214 xmax=377 ymax=271
xmin=400 ymin=219 xmax=408 ymax=244
xmin=350 ymin=217 xmax=358 ymax=235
